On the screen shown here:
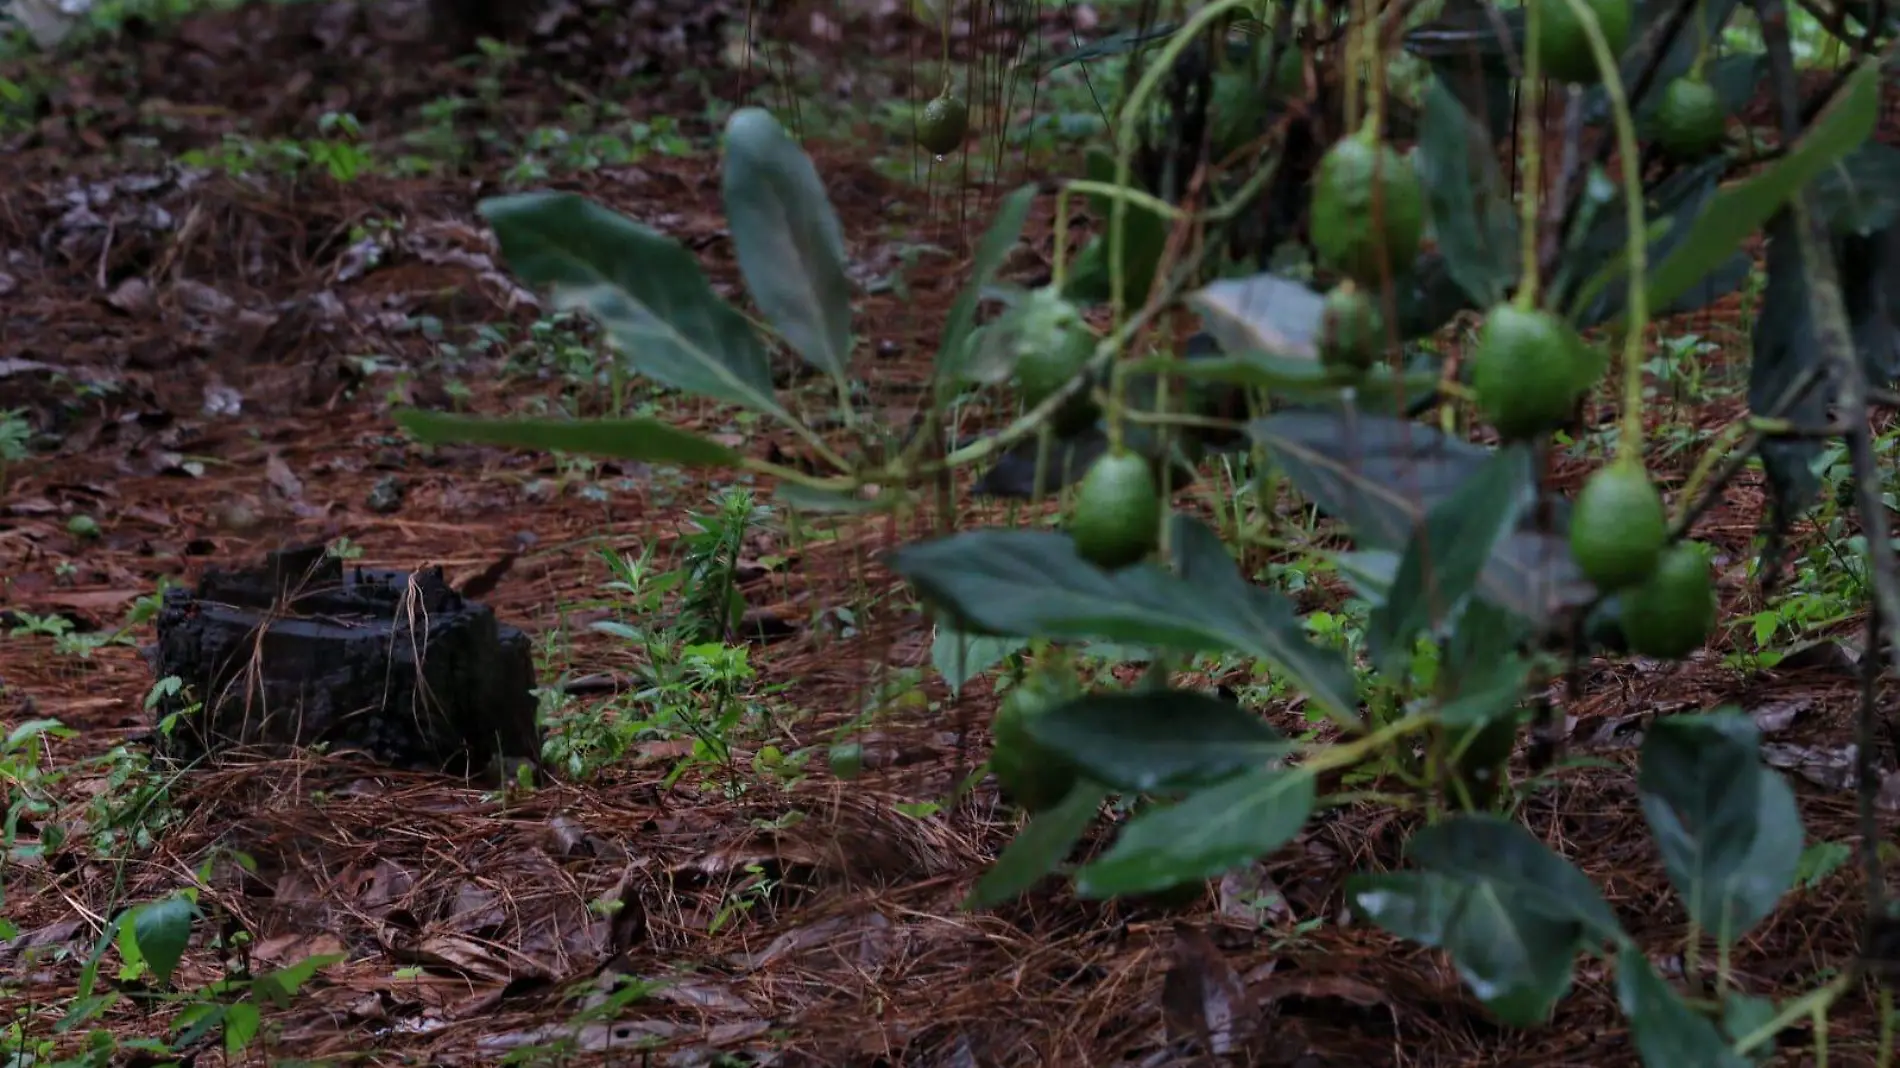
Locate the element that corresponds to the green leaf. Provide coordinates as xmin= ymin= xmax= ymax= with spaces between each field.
xmin=1368 ymin=444 xmax=1532 ymax=671
xmin=396 ymin=412 xmax=743 ymax=468
xmin=1637 ymin=711 xmax=1802 ymax=946
xmin=1024 ymin=690 xmax=1293 ymax=792
xmin=1438 ymin=655 xmax=1532 ymax=728
xmin=1810 ymin=144 xmax=1900 ymax=237
xmin=931 ymin=624 xmax=1026 ymax=695
xmin=256 ymin=953 xmax=346 ymax=1007
xmin=939 ymin=185 xmax=1038 ymax=382
xmin=1567 ymin=158 xmax=1738 ymax=327
xmin=479 ymin=192 xmax=788 ymax=421
xmin=888 ymin=530 xmax=1358 ymax=720
xmin=720 ymin=107 xmax=854 ymax=383
xmin=1416 ymin=74 xmax=1518 ymax=307
xmin=1250 ymin=412 xmax=1595 ymax=624
xmin=1186 ymin=273 xmax=1325 ymax=361
xmin=1063 ymin=151 xmax=1170 ymax=308
xmin=1037 ymin=24 xmax=1177 ymax=72
xmin=772 ymin=482 xmax=900 ymax=514
xmin=1616 ymin=946 xmax=1751 ymax=1068
xmin=1408 ymin=814 xmax=1625 ymax=944
xmin=1346 ymin=871 xmax=1577 ymax=1026
xmin=1642 ymin=60 xmax=1881 ymax=317
xmin=1075 ymin=765 xmax=1314 ymax=897
xmin=130 ymin=893 xmax=197 ymax=989
xmin=222 ymin=1002 xmax=261 ymax=1056
xmin=1750 ymin=214 xmax=1829 ymax=550
xmin=965 ymin=780 xmax=1107 ymax=910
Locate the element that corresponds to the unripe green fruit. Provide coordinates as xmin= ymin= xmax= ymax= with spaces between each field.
xmin=1310 ymin=133 xmax=1426 ymax=286
xmin=1013 ymin=288 xmax=1100 ymax=438
xmin=917 ymin=92 xmax=969 ymax=155
xmin=1570 ymin=462 xmax=1668 ymax=591
xmin=1069 ymin=448 xmax=1162 ymax=571
xmin=1471 ymin=304 xmax=1591 ymax=441
xmin=1621 ymin=542 xmax=1717 ymax=659
xmin=1318 ymin=282 xmax=1384 ymax=374
xmin=1533 ymin=0 xmax=1633 ymax=85
xmin=990 ymin=670 xmax=1082 ymax=813
xmin=1653 ymin=76 xmax=1728 ymax=160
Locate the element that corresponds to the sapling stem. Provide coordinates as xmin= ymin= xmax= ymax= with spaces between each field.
xmin=1560 ymin=0 xmax=1653 ymax=465
xmin=1517 ymin=0 xmax=1546 ymax=308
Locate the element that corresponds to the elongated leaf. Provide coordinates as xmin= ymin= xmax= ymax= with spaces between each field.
xmin=1075 ymin=766 xmax=1314 ymax=897
xmin=1037 ymin=24 xmax=1178 ymax=72
xmin=966 ymin=780 xmax=1107 ymax=910
xmin=1250 ymin=411 xmax=1596 ymax=624
xmin=889 ymin=530 xmax=1358 ymax=720
xmin=721 ymin=107 xmax=854 ymax=382
xmin=397 ymin=412 xmax=742 ymax=468
xmin=1187 ymin=273 xmax=1324 ymax=361
xmin=1567 ymin=158 xmax=1734 ymax=327
xmin=1024 ymin=690 xmax=1293 ymax=792
xmin=1065 ymin=151 xmax=1170 ymax=309
xmin=939 ymin=185 xmax=1038 ymax=381
xmin=1616 ymin=947 xmax=1751 ymax=1068
xmin=1416 ymin=74 xmax=1518 ymax=308
xmin=480 ymin=193 xmax=787 ymax=420
xmin=1369 ymin=445 xmax=1532 ymax=670
xmin=1346 ymin=871 xmax=1577 ymax=1026
xmin=1811 ymin=144 xmax=1900 ymax=237
xmin=131 ymin=894 xmax=197 ymax=989
xmin=1643 ymin=60 xmax=1881 ymax=316
xmin=1750 ymin=214 xmax=1829 ymax=558
xmin=1407 ymin=815 xmax=1626 ymax=945
xmin=1637 ymin=711 xmax=1802 ymax=946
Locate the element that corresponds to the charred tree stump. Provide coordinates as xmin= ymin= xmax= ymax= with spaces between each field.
xmin=146 ymin=545 xmax=543 ymax=778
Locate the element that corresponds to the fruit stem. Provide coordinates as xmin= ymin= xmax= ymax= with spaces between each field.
xmin=1562 ymin=0 xmax=1651 ymax=464
xmin=1516 ymin=0 xmax=1545 ymax=309
xmin=1052 ymin=185 xmax=1074 ymax=293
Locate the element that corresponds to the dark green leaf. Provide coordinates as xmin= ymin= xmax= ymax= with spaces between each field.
xmin=256 ymin=954 xmax=346 ymax=1007
xmin=720 ymin=107 xmax=854 ymax=382
xmin=1438 ymin=655 xmax=1532 ymax=728
xmin=1369 ymin=445 xmax=1533 ymax=671
xmin=1024 ymin=690 xmax=1293 ymax=792
xmin=1616 ymin=946 xmax=1751 ymax=1068
xmin=131 ymin=894 xmax=197 ymax=989
xmin=1637 ymin=711 xmax=1802 ymax=946
xmin=889 ymin=530 xmax=1358 ymax=719
xmin=1751 ymin=213 xmax=1829 ymax=550
xmin=397 ymin=412 xmax=743 ymax=468
xmin=1346 ymin=871 xmax=1577 ymax=1026
xmin=1250 ymin=412 xmax=1596 ymax=623
xmin=1643 ymin=60 xmax=1881 ymax=317
xmin=969 ymin=428 xmax=1114 ymax=499
xmin=1333 ymin=549 xmax=1402 ymax=604
xmin=1416 ymin=75 xmax=1518 ymax=307
xmin=966 ymin=780 xmax=1107 ymax=910
xmin=1844 ymin=220 xmax=1900 ymax=385
xmin=1037 ymin=24 xmax=1178 ymax=72
xmin=1722 ymin=990 xmax=1780 ymax=1064
xmin=1065 ymin=151 xmax=1169 ymax=308
xmin=1407 ymin=814 xmax=1626 ymax=945
xmin=1566 ymin=158 xmax=1732 ymax=327
xmin=1075 ymin=765 xmax=1314 ymax=897
xmin=940 ymin=185 xmax=1038 ymax=382
xmin=1811 ymin=145 xmax=1900 ymax=237
xmin=479 ymin=192 xmax=786 ymax=420
xmin=1186 ymin=273 xmax=1324 ymax=360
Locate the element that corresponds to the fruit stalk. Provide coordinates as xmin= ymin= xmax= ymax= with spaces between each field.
xmin=1561 ymin=0 xmax=1652 ymax=463
xmin=1517 ymin=0 xmax=1545 ymax=307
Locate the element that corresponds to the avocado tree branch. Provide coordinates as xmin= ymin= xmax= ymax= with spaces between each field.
xmin=1758 ymin=0 xmax=1900 ymax=962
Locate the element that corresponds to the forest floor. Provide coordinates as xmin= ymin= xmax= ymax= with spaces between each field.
xmin=4 ymin=2 xmax=1900 ymax=1065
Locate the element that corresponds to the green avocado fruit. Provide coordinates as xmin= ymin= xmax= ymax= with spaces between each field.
xmin=1653 ymin=76 xmax=1728 ymax=160
xmin=1570 ymin=461 xmax=1668 ymax=591
xmin=917 ymin=92 xmax=970 ymax=155
xmin=1013 ymin=288 xmax=1100 ymax=437
xmin=990 ymin=669 xmax=1082 ymax=813
xmin=1471 ymin=304 xmax=1593 ymax=441
xmin=1310 ymin=132 xmax=1426 ymax=286
xmin=1069 ymin=448 xmax=1163 ymax=570
xmin=1620 ymin=542 xmax=1718 ymax=659
xmin=1533 ymin=0 xmax=1633 ymax=85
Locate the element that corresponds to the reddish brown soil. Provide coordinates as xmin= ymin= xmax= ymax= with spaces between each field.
xmin=3 ymin=4 xmax=1899 ymax=1065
